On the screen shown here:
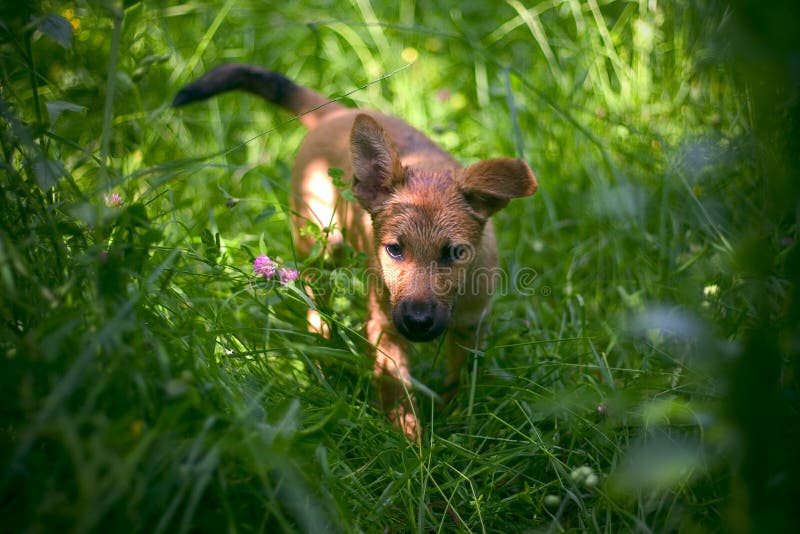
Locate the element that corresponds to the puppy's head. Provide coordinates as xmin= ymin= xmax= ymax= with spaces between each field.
xmin=350 ymin=114 xmax=537 ymax=342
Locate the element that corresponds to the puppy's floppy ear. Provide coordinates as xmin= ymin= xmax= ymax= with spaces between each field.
xmin=350 ymin=114 xmax=405 ymax=213
xmin=458 ymin=158 xmax=537 ymax=218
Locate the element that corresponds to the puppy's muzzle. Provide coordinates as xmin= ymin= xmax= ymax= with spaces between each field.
xmin=393 ymin=298 xmax=448 ymax=342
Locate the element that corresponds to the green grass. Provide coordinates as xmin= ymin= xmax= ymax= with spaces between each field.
xmin=2 ymin=1 xmax=799 ymax=532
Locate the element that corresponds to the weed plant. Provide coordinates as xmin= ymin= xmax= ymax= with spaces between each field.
xmin=1 ymin=1 xmax=798 ymax=532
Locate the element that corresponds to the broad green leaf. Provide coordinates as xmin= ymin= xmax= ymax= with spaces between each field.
xmin=254 ymin=205 xmax=276 ymax=223
xmin=32 ymin=158 xmax=65 ymax=190
xmin=46 ymin=101 xmax=86 ymax=126
xmin=37 ymin=14 xmax=72 ymax=48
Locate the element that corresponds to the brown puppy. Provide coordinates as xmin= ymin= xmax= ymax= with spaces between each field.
xmin=173 ymin=64 xmax=537 ymax=439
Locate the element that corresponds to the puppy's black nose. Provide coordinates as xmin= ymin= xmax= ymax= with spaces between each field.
xmin=403 ymin=300 xmax=435 ymax=332
xmin=395 ymin=299 xmax=445 ymax=342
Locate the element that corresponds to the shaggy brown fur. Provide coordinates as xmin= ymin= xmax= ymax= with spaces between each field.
xmin=173 ymin=64 xmax=537 ymax=439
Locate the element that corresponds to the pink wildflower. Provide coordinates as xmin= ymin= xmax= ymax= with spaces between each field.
xmin=278 ymin=267 xmax=298 ymax=285
xmin=103 ymin=192 xmax=123 ymax=207
xmin=253 ymin=255 xmax=276 ymax=278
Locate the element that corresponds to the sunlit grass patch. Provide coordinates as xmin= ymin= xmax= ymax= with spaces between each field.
xmin=2 ymin=0 xmax=798 ymax=532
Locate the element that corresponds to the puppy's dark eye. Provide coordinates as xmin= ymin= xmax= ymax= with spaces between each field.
xmin=385 ymin=243 xmax=404 ymax=260
xmin=442 ymin=244 xmax=469 ymax=264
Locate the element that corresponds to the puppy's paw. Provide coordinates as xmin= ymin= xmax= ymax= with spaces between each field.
xmin=389 ymin=405 xmax=420 ymax=443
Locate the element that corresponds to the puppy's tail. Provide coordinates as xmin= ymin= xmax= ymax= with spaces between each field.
xmin=171 ymin=63 xmax=345 ymax=129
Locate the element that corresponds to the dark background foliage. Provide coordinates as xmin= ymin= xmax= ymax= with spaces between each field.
xmin=1 ymin=0 xmax=798 ymax=531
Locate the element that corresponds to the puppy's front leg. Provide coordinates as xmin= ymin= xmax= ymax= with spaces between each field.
xmin=442 ymin=326 xmax=477 ymax=405
xmin=366 ymin=305 xmax=419 ymax=441
xmin=444 ymin=303 xmax=490 ymax=404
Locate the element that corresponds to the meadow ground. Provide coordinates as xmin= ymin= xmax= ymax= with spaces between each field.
xmin=2 ymin=1 xmax=799 ymax=532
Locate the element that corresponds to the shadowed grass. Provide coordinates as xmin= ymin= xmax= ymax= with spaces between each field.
xmin=2 ymin=1 xmax=798 ymax=532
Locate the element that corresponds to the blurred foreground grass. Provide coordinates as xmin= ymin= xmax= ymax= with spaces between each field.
xmin=1 ymin=0 xmax=798 ymax=531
